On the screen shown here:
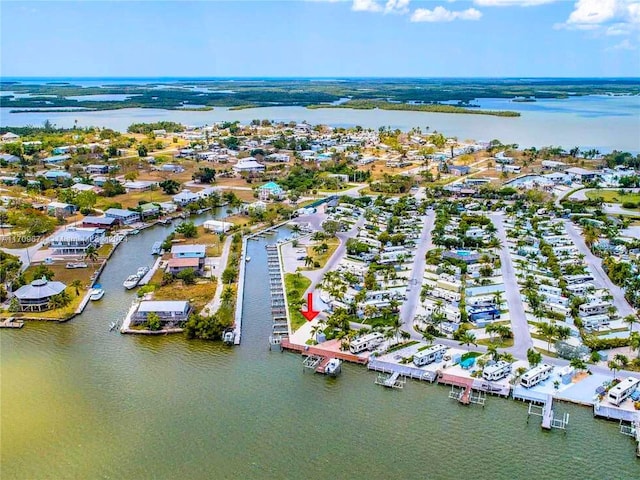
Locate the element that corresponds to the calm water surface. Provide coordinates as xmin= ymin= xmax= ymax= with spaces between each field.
xmin=1 ymin=95 xmax=639 ymax=153
xmin=1 ymin=220 xmax=639 ymax=479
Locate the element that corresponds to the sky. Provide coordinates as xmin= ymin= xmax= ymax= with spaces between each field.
xmin=1 ymin=0 xmax=639 ymax=77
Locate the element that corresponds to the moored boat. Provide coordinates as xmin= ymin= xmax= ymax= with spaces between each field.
xmin=123 ymin=274 xmax=141 ymax=290
xmin=151 ymin=241 xmax=163 ymax=255
xmin=89 ymin=285 xmax=105 ymax=301
xmin=223 ymin=328 xmax=235 ymax=345
xmin=324 ymin=358 xmax=342 ymax=376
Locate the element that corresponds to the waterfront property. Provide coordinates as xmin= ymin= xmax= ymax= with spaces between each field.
xmin=105 ymin=208 xmax=141 ymax=225
xmin=132 ymin=300 xmax=192 ymax=326
xmin=50 ymin=228 xmax=103 ymax=256
xmin=12 ymin=278 xmax=67 ymax=311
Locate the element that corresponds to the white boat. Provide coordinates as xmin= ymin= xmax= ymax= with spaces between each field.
xmin=137 ymin=266 xmax=150 ymax=277
xmin=66 ymin=262 xmax=88 ymax=269
xmin=123 ymin=274 xmax=141 ymax=290
xmin=223 ymin=328 xmax=235 ymax=345
xmin=151 ymin=241 xmax=163 ymax=255
xmin=130 ymin=229 xmax=140 ymax=235
xmin=324 ymin=358 xmax=342 ymax=377
xmin=89 ymin=286 xmax=105 ymax=301
xmin=245 ymin=256 xmax=251 ymax=262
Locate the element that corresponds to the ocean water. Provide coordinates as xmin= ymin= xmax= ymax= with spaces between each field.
xmin=1 ymin=222 xmax=639 ymax=479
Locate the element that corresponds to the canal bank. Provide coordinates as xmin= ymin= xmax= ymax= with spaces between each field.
xmin=2 ymin=223 xmax=640 ymax=479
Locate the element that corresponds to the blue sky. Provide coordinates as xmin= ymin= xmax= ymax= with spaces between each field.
xmin=1 ymin=0 xmax=639 ymax=77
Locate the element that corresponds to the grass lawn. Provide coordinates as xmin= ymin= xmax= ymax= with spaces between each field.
xmin=284 ymin=272 xmax=311 ymax=332
xmin=95 ymin=190 xmax=173 ymax=210
xmin=153 ymin=279 xmax=217 ymax=311
xmin=585 ymin=190 xmax=640 ymax=205
xmin=363 ymin=314 xmax=399 ymax=328
xmin=174 ymin=226 xmax=224 ymax=257
xmin=477 ymin=337 xmax=515 ymax=348
xmin=303 ymin=238 xmax=339 ymax=270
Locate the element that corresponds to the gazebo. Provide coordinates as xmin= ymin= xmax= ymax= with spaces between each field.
xmin=13 ymin=278 xmax=67 ymax=311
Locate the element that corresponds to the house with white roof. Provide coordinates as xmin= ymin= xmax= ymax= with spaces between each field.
xmin=1 ymin=132 xmax=20 ymax=143
xmin=233 ymin=157 xmax=265 ymax=174
xmin=173 ymin=189 xmax=199 ymax=206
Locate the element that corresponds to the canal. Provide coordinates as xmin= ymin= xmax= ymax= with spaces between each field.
xmin=1 ymin=220 xmax=638 ymax=479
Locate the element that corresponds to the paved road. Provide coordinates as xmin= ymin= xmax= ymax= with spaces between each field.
xmin=400 ymin=211 xmax=435 ymax=331
xmin=563 ymin=219 xmax=636 ymax=318
xmin=490 ymin=213 xmax=534 ymax=357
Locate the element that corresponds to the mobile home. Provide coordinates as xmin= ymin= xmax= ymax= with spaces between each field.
xmin=349 ymin=332 xmax=384 ymax=354
xmin=413 ymin=344 xmax=447 ymax=367
xmin=482 ymin=361 xmax=512 ymax=381
xmin=607 ymin=377 xmax=640 ymax=406
xmin=520 ymin=364 xmax=554 ymax=388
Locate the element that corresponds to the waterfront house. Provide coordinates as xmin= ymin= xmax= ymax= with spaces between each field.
xmin=173 ymin=189 xmax=199 ymax=206
xmin=13 ymin=278 xmax=67 ymax=311
xmin=105 ymin=208 xmax=140 ymax=225
xmin=203 ymin=219 xmax=231 ymax=233
xmin=82 ymin=215 xmax=117 ymax=230
xmin=159 ymin=202 xmax=177 ymax=214
xmin=132 ymin=300 xmax=192 ymax=326
xmin=50 ymin=227 xmax=102 ymax=255
xmin=47 ymin=201 xmax=76 ymax=218
xmin=257 ymin=182 xmax=285 ymax=201
xmin=171 ymin=244 xmax=206 ymax=259
xmin=565 ymin=167 xmax=600 ymax=183
xmin=139 ymin=202 xmax=160 ymax=219
xmin=166 ymin=257 xmax=203 ymax=275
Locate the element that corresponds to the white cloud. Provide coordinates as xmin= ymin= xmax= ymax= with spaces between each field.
xmin=607 ymin=39 xmax=637 ymax=50
xmin=384 ymin=0 xmax=410 ymax=14
xmin=473 ymin=0 xmax=557 ymax=6
xmin=410 ymin=6 xmax=482 ymax=22
xmin=352 ymin=0 xmax=383 ymax=12
xmin=561 ymin=0 xmax=640 ymax=33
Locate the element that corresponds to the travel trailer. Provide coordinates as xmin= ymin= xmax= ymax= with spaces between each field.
xmin=482 ymin=361 xmax=512 ymax=381
xmin=607 ymin=377 xmax=640 ymax=406
xmin=413 ymin=344 xmax=448 ymax=367
xmin=520 ymin=364 xmax=554 ymax=388
xmin=349 ymin=332 xmax=384 ymax=354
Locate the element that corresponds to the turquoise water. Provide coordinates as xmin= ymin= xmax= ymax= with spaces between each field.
xmin=1 ymin=221 xmax=639 ymax=478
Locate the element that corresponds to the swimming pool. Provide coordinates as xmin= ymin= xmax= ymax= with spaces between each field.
xmin=505 ymin=175 xmax=554 ymax=187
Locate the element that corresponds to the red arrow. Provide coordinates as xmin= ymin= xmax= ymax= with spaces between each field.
xmin=301 ymin=292 xmax=320 ymax=322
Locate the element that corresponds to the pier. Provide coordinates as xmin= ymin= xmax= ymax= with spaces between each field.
xmin=514 ymin=389 xmax=569 ymax=431
xmin=266 ymin=243 xmax=289 ymax=347
xmin=374 ymin=371 xmax=406 ymax=389
xmin=368 ymin=358 xmax=437 ymax=382
xmin=280 ymin=338 xmax=368 ymax=365
xmin=233 ymin=237 xmax=248 ymax=345
xmin=0 ymin=317 xmax=24 ymax=329
xmin=138 ymin=257 xmax=163 ymax=286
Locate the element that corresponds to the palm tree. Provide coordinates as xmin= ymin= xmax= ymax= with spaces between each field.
xmin=458 ymin=331 xmax=477 ymax=351
xmin=608 ymin=360 xmax=620 ymax=380
xmin=537 ymin=323 xmax=557 ymax=352
xmin=570 ymin=358 xmax=587 ymax=372
xmin=70 ymin=279 xmax=82 ymax=296
xmin=613 ymin=353 xmax=629 ymax=368
xmin=487 ymin=344 xmax=500 ymax=362
xmin=84 ymin=244 xmax=99 ymax=264
xmin=221 ymin=286 xmax=234 ymax=305
xmin=623 ymin=314 xmax=639 ymax=333
xmin=527 ymin=348 xmax=542 ymax=367
xmin=421 ymin=330 xmax=434 ymax=345
xmin=629 ymin=332 xmax=640 ymax=359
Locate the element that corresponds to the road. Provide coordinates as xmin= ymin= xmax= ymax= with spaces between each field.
xmin=563 ymin=219 xmax=636 ymax=318
xmin=400 ymin=211 xmax=435 ymax=332
xmin=490 ymin=213 xmax=534 ymax=358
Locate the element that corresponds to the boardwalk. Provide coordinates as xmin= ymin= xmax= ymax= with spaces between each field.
xmin=280 ymin=338 xmax=368 ymax=364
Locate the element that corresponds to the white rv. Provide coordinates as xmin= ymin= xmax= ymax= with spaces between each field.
xmin=482 ymin=361 xmax=512 ymax=381
xmin=413 ymin=344 xmax=448 ymax=367
xmin=349 ymin=332 xmax=384 ymax=354
xmin=520 ymin=364 xmax=554 ymax=388
xmin=607 ymin=377 xmax=640 ymax=406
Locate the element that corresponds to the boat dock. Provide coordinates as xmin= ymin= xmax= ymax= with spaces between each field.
xmin=368 ymin=358 xmax=437 ymax=382
xmin=0 ymin=317 xmax=24 ymax=329
xmin=233 ymin=237 xmax=248 ymax=345
xmin=374 ymin=371 xmax=406 ymax=389
xmin=138 ymin=257 xmax=162 ymax=286
xmin=280 ymin=338 xmax=368 ymax=365
xmin=514 ymin=388 xmax=569 ymax=431
xmin=266 ymin=244 xmax=289 ymax=347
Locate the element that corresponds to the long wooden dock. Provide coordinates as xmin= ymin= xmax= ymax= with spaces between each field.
xmin=280 ymin=338 xmax=368 ymax=365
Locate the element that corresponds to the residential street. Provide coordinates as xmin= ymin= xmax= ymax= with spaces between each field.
xmin=490 ymin=213 xmax=534 ymax=358
xmin=400 ymin=211 xmax=435 ymax=333
xmin=563 ymin=219 xmax=636 ymax=318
